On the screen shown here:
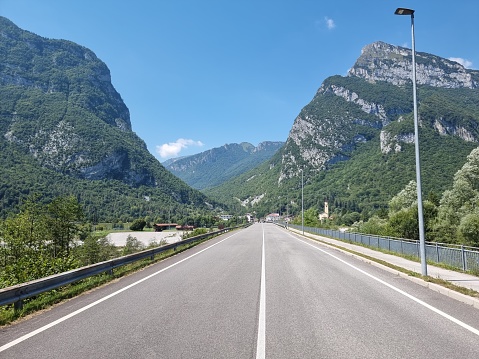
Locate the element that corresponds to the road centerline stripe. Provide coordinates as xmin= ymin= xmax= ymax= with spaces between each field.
xmin=255 ymin=225 xmax=266 ymax=359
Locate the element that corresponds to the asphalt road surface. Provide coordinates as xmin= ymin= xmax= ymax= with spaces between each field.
xmin=1 ymin=223 xmax=479 ymax=358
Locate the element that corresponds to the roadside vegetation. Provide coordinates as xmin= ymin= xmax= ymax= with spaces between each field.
xmin=0 ymin=236 xmax=213 ymax=326
xmin=0 ymin=194 xmax=248 ymax=325
xmin=292 ymin=146 xmax=479 ymax=247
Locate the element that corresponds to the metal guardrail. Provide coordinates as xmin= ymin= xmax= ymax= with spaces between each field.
xmin=286 ymin=223 xmax=479 ymax=273
xmin=0 ymin=227 xmax=239 ymax=309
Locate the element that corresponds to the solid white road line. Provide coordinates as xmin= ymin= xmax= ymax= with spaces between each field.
xmin=255 ymin=225 xmax=266 ymax=359
xmin=0 ymin=231 xmax=242 ymax=353
xmin=288 ymin=231 xmax=479 ymax=337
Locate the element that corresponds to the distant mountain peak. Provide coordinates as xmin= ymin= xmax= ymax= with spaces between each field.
xmin=348 ymin=41 xmax=479 ymax=89
xmin=165 ymin=141 xmax=284 ymax=190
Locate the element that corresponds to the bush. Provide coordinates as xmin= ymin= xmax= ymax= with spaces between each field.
xmin=354 ymin=216 xmax=388 ymax=236
xmin=129 ymin=219 xmax=146 ymax=231
xmin=122 ymin=235 xmax=144 ymax=255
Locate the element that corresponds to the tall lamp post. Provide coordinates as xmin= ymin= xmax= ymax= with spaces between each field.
xmin=395 ymin=8 xmax=427 ymax=276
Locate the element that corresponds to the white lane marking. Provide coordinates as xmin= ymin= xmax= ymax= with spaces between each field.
xmin=0 ymin=232 xmax=242 ymax=353
xmin=255 ymin=225 xmax=266 ymax=359
xmin=287 ymin=231 xmax=479 ymax=337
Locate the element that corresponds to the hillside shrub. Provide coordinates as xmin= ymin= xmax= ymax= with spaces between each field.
xmin=129 ymin=219 xmax=146 ymax=231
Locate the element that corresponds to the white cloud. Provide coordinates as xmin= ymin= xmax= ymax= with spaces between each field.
xmin=448 ymin=57 xmax=473 ymax=69
xmin=156 ymin=138 xmax=204 ymax=158
xmin=325 ymin=17 xmax=336 ymax=30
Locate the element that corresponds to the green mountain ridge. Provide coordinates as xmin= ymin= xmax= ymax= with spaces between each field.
xmin=2 ymin=16 xmax=479 ymax=225
xmin=0 ymin=16 xmax=216 ymax=220
xmin=164 ymin=141 xmax=284 ymax=190
xmin=205 ymin=42 xmax=479 ymax=219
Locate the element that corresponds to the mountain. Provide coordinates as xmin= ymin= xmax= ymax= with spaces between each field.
xmin=205 ymin=42 xmax=479 ymax=218
xmin=0 ymin=16 xmax=215 ymax=220
xmin=164 ymin=141 xmax=284 ymax=190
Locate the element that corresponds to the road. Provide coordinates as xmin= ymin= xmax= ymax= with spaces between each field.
xmin=1 ymin=223 xmax=479 ymax=358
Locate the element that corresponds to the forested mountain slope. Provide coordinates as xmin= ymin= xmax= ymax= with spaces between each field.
xmin=164 ymin=141 xmax=284 ymax=190
xmin=205 ymin=42 xmax=479 ymax=218
xmin=0 ymin=16 xmax=215 ymax=220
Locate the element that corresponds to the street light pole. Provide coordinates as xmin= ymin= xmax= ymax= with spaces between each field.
xmin=395 ymin=8 xmax=427 ymax=276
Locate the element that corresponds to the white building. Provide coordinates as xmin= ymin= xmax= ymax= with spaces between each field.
xmin=219 ymin=214 xmax=234 ymax=221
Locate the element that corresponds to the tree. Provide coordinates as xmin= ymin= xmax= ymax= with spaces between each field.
xmin=458 ymin=213 xmax=479 ymax=246
xmin=386 ymin=207 xmax=418 ymax=240
xmin=0 ymin=195 xmax=83 ymax=286
xmin=47 ymin=196 xmax=84 ymax=258
xmin=339 ymin=212 xmax=361 ymax=226
xmin=389 ymin=180 xmax=418 ymax=213
xmin=122 ymin=235 xmax=144 ymax=255
xmin=0 ymin=196 xmax=51 ymax=285
xmin=304 ymin=207 xmax=320 ymax=227
xmin=78 ymin=235 xmax=117 ymax=265
xmin=354 ymin=216 xmax=388 ymax=236
xmin=435 ymin=147 xmax=479 ymax=243
xmin=129 ymin=219 xmax=146 ymax=231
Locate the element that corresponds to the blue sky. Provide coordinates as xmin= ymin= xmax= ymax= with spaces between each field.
xmin=1 ymin=1 xmax=478 ymax=161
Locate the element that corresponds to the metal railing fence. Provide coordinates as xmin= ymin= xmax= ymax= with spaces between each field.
xmin=286 ymin=224 xmax=479 ymax=273
xmin=0 ymin=226 xmax=245 ymax=309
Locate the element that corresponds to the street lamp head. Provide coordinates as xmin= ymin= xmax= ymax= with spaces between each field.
xmin=395 ymin=8 xmax=415 ymax=16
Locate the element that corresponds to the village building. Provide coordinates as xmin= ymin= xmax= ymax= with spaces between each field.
xmin=319 ymin=201 xmax=330 ymax=222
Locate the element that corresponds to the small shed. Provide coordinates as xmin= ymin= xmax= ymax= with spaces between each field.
xmin=153 ymin=223 xmax=178 ymax=232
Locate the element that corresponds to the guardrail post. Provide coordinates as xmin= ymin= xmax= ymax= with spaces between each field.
xmin=14 ymin=299 xmax=23 ymax=312
xmin=461 ymin=245 xmax=467 ymax=271
xmin=436 ymin=243 xmax=440 ymax=263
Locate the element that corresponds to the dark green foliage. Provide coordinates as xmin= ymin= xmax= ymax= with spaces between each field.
xmin=0 ymin=195 xmax=84 ymax=287
xmin=129 ymin=219 xmax=147 ymax=231
xmin=78 ymin=235 xmax=117 ymax=266
xmin=183 ymin=227 xmax=209 ymax=239
xmin=340 ymin=212 xmax=361 ymax=226
xmin=291 ymin=207 xmax=320 ymax=227
xmin=432 ymin=147 xmax=479 ymax=244
xmin=323 ymin=76 xmax=413 ymax=115
xmin=386 ymin=207 xmax=419 ymax=240
xmin=458 ymin=213 xmax=479 ymax=246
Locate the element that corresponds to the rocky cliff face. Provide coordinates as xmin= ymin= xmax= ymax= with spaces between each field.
xmin=0 ymin=16 xmax=213 ymax=217
xmin=0 ymin=16 xmax=158 ymax=186
xmin=349 ymin=41 xmax=479 ymax=89
xmin=278 ymin=41 xmax=479 ymax=182
xmin=0 ymin=17 xmax=131 ymax=130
